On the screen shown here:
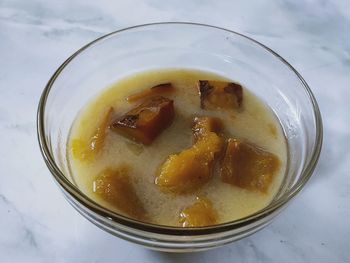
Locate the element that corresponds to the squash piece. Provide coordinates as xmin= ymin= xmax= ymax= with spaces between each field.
xmin=179 ymin=197 xmax=217 ymax=227
xmin=155 ymin=133 xmax=222 ymax=193
xmin=126 ymin=83 xmax=174 ymax=102
xmin=192 ymin=116 xmax=223 ymax=141
xmin=155 ymin=117 xmax=223 ymax=194
xmin=71 ymin=107 xmax=113 ymax=161
xmin=92 ymin=166 xmax=146 ymax=220
xmin=220 ymin=139 xmax=280 ymax=193
xmin=110 ymin=96 xmax=175 ymax=145
xmin=198 ymin=80 xmax=243 ymax=110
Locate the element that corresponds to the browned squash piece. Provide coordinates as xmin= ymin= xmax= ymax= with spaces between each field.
xmin=71 ymin=107 xmax=113 ymax=161
xmin=110 ymin=96 xmax=175 ymax=145
xmin=220 ymin=139 xmax=280 ymax=193
xmin=179 ymin=197 xmax=218 ymax=227
xmin=155 ymin=117 xmax=223 ymax=194
xmin=198 ymin=80 xmax=243 ymax=110
xmin=126 ymin=83 xmax=174 ymax=102
xmin=92 ymin=166 xmax=146 ymax=220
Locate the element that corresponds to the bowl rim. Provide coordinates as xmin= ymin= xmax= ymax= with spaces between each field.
xmin=37 ymin=22 xmax=323 ymax=236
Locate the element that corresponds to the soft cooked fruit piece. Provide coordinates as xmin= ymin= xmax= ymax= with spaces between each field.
xmin=198 ymin=80 xmax=243 ymax=110
xmin=155 ymin=134 xmax=222 ymax=193
xmin=192 ymin=116 xmax=223 ymax=141
xmin=92 ymin=166 xmax=146 ymax=220
xmin=110 ymin=96 xmax=175 ymax=145
xmin=179 ymin=197 xmax=218 ymax=227
xmin=220 ymin=139 xmax=280 ymax=193
xmin=155 ymin=117 xmax=223 ymax=194
xmin=126 ymin=83 xmax=174 ymax=102
xmin=71 ymin=107 xmax=113 ymax=161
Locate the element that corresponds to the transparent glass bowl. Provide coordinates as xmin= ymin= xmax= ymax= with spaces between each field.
xmin=37 ymin=22 xmax=322 ymax=252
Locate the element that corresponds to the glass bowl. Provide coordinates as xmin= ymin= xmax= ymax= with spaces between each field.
xmin=37 ymin=22 xmax=322 ymax=252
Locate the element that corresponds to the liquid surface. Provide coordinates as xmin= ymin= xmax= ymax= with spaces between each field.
xmin=68 ymin=69 xmax=287 ymax=226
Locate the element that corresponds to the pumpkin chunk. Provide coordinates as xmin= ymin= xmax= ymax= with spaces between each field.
xmin=198 ymin=80 xmax=243 ymax=110
xmin=110 ymin=96 xmax=175 ymax=145
xmin=71 ymin=107 xmax=113 ymax=161
xmin=192 ymin=116 xmax=223 ymax=141
xmin=92 ymin=166 xmax=146 ymax=220
xmin=155 ymin=117 xmax=223 ymax=194
xmin=220 ymin=139 xmax=280 ymax=193
xmin=126 ymin=83 xmax=174 ymax=102
xmin=179 ymin=197 xmax=218 ymax=227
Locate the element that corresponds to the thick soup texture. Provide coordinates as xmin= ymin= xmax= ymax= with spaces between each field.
xmin=68 ymin=69 xmax=287 ymax=227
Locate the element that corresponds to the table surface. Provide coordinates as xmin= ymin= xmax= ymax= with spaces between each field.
xmin=1 ymin=0 xmax=349 ymax=262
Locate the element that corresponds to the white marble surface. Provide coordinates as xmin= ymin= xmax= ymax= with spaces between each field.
xmin=0 ymin=0 xmax=349 ymax=262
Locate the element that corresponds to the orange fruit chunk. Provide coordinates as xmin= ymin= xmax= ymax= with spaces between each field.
xmin=220 ymin=138 xmax=280 ymax=193
xmin=71 ymin=107 xmax=113 ymax=162
xmin=111 ymin=96 xmax=174 ymax=145
xmin=92 ymin=166 xmax=146 ymax=220
xmin=198 ymin=80 xmax=243 ymax=110
xmin=179 ymin=197 xmax=217 ymax=227
xmin=155 ymin=117 xmax=223 ymax=194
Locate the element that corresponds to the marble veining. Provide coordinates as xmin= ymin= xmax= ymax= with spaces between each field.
xmin=0 ymin=0 xmax=349 ymax=262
